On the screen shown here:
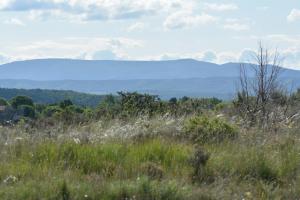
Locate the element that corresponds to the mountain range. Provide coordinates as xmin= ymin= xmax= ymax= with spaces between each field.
xmin=0 ymin=59 xmax=299 ymax=99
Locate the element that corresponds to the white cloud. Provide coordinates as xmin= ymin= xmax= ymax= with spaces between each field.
xmin=264 ymin=34 xmax=300 ymax=46
xmin=223 ymin=19 xmax=250 ymax=31
xmin=158 ymin=54 xmax=180 ymax=61
xmin=4 ymin=18 xmax=25 ymax=26
xmin=239 ymin=49 xmax=256 ymax=62
xmin=204 ymin=3 xmax=238 ymax=12
xmin=0 ymin=0 xmax=10 ymax=9
xmin=0 ymin=54 xmax=10 ymax=64
xmin=223 ymin=23 xmax=249 ymax=31
xmin=0 ymin=0 xmax=194 ymax=21
xmin=287 ymin=9 xmax=300 ymax=22
xmin=216 ymin=52 xmax=238 ymax=63
xmin=3 ymin=37 xmax=142 ymax=61
xmin=127 ymin=22 xmax=145 ymax=32
xmin=91 ymin=50 xmax=118 ymax=60
xmin=196 ymin=51 xmax=217 ymax=62
xmin=281 ymin=47 xmax=300 ymax=68
xmin=164 ymin=11 xmax=218 ymax=30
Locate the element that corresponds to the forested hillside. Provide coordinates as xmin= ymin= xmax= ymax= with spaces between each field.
xmin=0 ymin=88 xmax=105 ymax=107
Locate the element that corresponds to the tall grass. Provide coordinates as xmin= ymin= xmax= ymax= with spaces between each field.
xmin=1 ymin=116 xmax=300 ymax=199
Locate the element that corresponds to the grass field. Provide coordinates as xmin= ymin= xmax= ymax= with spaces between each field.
xmin=1 ymin=116 xmax=300 ymax=200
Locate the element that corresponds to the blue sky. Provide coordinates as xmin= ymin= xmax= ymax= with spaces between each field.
xmin=0 ymin=0 xmax=300 ymax=69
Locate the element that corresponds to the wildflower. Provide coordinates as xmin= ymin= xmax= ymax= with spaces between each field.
xmin=84 ymin=194 xmax=88 ymax=198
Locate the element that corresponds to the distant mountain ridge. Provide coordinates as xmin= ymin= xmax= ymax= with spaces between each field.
xmin=0 ymin=59 xmax=300 ymax=99
xmin=1 ymin=58 xmax=299 ymax=81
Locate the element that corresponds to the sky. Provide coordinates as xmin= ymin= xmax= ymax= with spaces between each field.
xmin=0 ymin=0 xmax=300 ymax=69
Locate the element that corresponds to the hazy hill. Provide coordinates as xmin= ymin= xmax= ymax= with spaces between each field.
xmin=0 ymin=59 xmax=232 ymax=80
xmin=0 ymin=59 xmax=300 ymax=99
xmin=0 ymin=88 xmax=105 ymax=107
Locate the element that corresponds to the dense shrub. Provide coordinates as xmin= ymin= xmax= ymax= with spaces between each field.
xmin=184 ymin=116 xmax=237 ymax=143
xmin=59 ymin=99 xmax=73 ymax=109
xmin=118 ymin=92 xmax=165 ymax=117
xmin=42 ymin=105 xmax=63 ymax=117
xmin=96 ymin=94 xmax=121 ymax=119
xmin=10 ymin=96 xmax=34 ymax=109
xmin=0 ymin=98 xmax=8 ymax=106
xmin=18 ymin=105 xmax=36 ymax=119
xmin=174 ymin=98 xmax=222 ymax=116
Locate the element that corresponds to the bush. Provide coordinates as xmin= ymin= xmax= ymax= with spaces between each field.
xmin=184 ymin=116 xmax=237 ymax=143
xmin=96 ymin=94 xmax=121 ymax=119
xmin=18 ymin=105 xmax=36 ymax=119
xmin=43 ymin=105 xmax=63 ymax=117
xmin=118 ymin=92 xmax=164 ymax=117
xmin=60 ymin=99 xmax=73 ymax=109
xmin=0 ymin=97 xmax=8 ymax=106
xmin=10 ymin=96 xmax=34 ymax=109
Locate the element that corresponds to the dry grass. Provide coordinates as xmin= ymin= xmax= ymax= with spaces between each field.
xmin=0 ymin=115 xmax=300 ymax=199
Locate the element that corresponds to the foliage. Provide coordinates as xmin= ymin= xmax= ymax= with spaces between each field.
xmin=10 ymin=96 xmax=34 ymax=109
xmin=59 ymin=99 xmax=73 ymax=109
xmin=174 ymin=97 xmax=222 ymax=116
xmin=42 ymin=105 xmax=63 ymax=117
xmin=96 ymin=94 xmax=121 ymax=119
xmin=95 ymin=92 xmax=222 ymax=120
xmin=118 ymin=92 xmax=165 ymax=117
xmin=0 ymin=88 xmax=105 ymax=107
xmin=18 ymin=105 xmax=36 ymax=119
xmin=0 ymin=98 xmax=8 ymax=106
xmin=184 ymin=116 xmax=237 ymax=143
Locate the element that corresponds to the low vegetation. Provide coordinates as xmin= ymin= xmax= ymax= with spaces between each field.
xmin=0 ymin=86 xmax=299 ymax=199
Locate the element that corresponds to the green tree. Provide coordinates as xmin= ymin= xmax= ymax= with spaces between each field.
xmin=97 ymin=94 xmax=121 ymax=119
xmin=10 ymin=96 xmax=34 ymax=109
xmin=0 ymin=98 xmax=8 ymax=106
xmin=43 ymin=105 xmax=63 ymax=117
xmin=19 ymin=105 xmax=36 ymax=119
xmin=59 ymin=99 xmax=73 ymax=109
xmin=118 ymin=92 xmax=163 ymax=117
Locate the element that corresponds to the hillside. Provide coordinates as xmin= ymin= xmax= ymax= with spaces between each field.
xmin=0 ymin=59 xmax=300 ymax=99
xmin=1 ymin=59 xmax=300 ymax=80
xmin=0 ymin=88 xmax=105 ymax=107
